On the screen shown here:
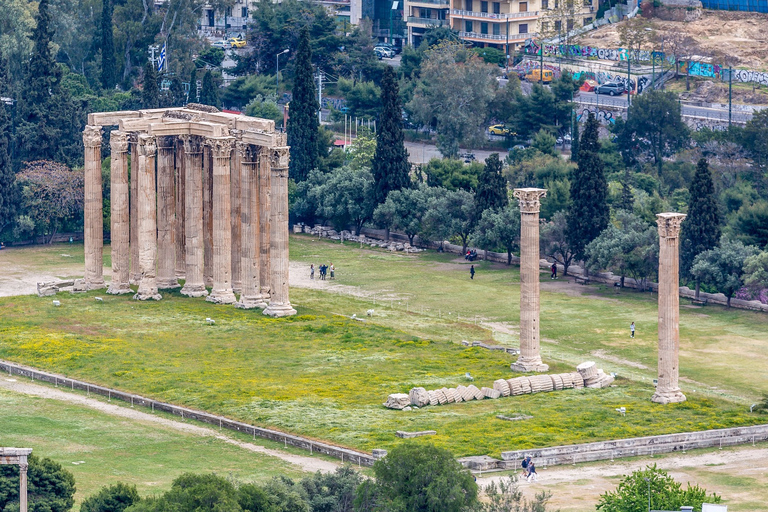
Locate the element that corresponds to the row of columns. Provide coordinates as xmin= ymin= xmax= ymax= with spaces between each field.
xmin=83 ymin=125 xmax=295 ymax=317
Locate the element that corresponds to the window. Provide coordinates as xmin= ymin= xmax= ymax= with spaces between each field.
xmin=481 ymin=22 xmax=488 ymax=33
xmin=493 ymin=23 xmax=501 ymax=34
xmin=241 ymin=7 xmax=247 ymax=17
xmin=423 ymin=7 xmax=432 ymax=17
xmin=542 ymin=0 xmax=548 ymax=7
xmin=465 ymin=0 xmax=473 ymax=10
xmin=493 ymin=1 xmax=501 ymax=12
xmin=226 ymin=6 xmax=232 ymax=16
xmin=465 ymin=20 xmax=473 ymax=31
xmin=519 ymin=23 xmax=528 ymax=33
xmin=481 ymin=1 xmax=488 ymax=11
xmin=583 ymin=16 xmax=592 ymax=25
xmin=541 ymin=21 xmax=548 ymax=32
xmin=519 ymin=1 xmax=527 ymax=11
xmin=554 ymin=20 xmax=561 ymax=31
xmin=567 ymin=19 xmax=574 ymax=30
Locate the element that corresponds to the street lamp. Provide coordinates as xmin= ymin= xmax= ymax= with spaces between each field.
xmin=644 ymin=477 xmax=651 ymax=512
xmin=275 ymin=49 xmax=290 ymax=97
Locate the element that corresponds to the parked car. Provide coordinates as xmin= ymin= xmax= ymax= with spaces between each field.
xmin=212 ymin=40 xmax=231 ymax=50
xmin=595 ymin=82 xmax=625 ymax=96
xmin=229 ymin=37 xmax=246 ymax=48
xmin=459 ymin=151 xmax=476 ymax=163
xmin=376 ymin=42 xmax=401 ymax=54
xmin=374 ymin=46 xmax=395 ymax=58
xmin=524 ymin=68 xmax=554 ymax=83
xmin=488 ymin=124 xmax=514 ymax=136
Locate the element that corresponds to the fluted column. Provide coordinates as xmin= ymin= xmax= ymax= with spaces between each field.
xmin=231 ymin=130 xmax=243 ymax=294
xmin=157 ymin=136 xmax=179 ymax=289
xmin=175 ymin=138 xmax=186 ymax=279
xmin=106 ymin=131 xmax=131 ymax=294
xmin=134 ymin=134 xmax=162 ymax=301
xmin=511 ymin=188 xmax=549 ymax=372
xmin=206 ymin=136 xmax=237 ymax=304
xmin=180 ymin=135 xmax=207 ymax=297
xmin=237 ymin=144 xmax=267 ymax=309
xmin=652 ymin=213 xmax=687 ymax=404
xmin=259 ymin=145 xmax=272 ymax=301
xmin=130 ymin=135 xmax=140 ymax=284
xmin=19 ymin=461 xmax=28 ymax=512
xmin=203 ymin=146 xmax=213 ymax=288
xmin=83 ymin=125 xmax=105 ymax=290
xmin=264 ymin=146 xmax=296 ymax=317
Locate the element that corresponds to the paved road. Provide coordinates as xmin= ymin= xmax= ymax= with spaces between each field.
xmin=404 ymin=141 xmax=509 ymax=165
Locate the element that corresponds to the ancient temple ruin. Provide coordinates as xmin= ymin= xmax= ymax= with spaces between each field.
xmin=79 ymin=105 xmax=296 ymax=317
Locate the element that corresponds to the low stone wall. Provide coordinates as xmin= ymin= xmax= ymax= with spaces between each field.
xmin=0 ymin=360 xmax=375 ymax=467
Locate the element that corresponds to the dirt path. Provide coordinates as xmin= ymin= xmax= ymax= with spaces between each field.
xmin=0 ymin=377 xmax=339 ymax=474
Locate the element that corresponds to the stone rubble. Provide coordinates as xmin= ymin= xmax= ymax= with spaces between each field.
xmin=296 ymin=224 xmax=425 ymax=253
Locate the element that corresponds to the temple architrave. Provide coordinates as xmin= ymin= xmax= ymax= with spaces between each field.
xmin=78 ymin=105 xmax=296 ymax=317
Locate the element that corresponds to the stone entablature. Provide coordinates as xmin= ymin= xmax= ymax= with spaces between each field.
xmin=0 ymin=448 xmax=32 ymax=512
xmin=80 ymin=106 xmax=295 ymax=317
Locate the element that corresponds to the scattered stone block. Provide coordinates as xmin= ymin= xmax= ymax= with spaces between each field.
xmin=468 ymin=384 xmax=484 ymax=400
xmin=372 ymin=449 xmax=388 ymax=460
xmin=550 ymin=374 xmax=564 ymax=391
xmin=577 ymin=361 xmax=598 ymax=380
xmin=383 ymin=393 xmax=411 ymax=410
xmin=528 ymin=375 xmax=554 ymax=393
xmin=493 ymin=379 xmax=511 ymax=397
xmin=436 ymin=389 xmax=448 ymax=404
xmin=409 ymin=387 xmax=430 ymax=407
xmin=483 ymin=387 xmax=501 ymax=399
xmin=458 ymin=455 xmax=501 ymax=471
xmin=496 ymin=414 xmax=533 ymax=422
xmin=427 ymin=390 xmax=439 ymax=406
xmin=396 ymin=430 xmax=437 ymax=439
xmin=571 ymin=372 xmax=585 ymax=388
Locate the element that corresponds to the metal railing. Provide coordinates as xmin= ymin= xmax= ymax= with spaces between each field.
xmin=407 ymin=16 xmax=450 ymax=26
xmin=408 ymin=0 xmax=450 ymax=5
xmin=450 ymin=8 xmax=539 ymax=18
xmin=459 ymin=31 xmax=536 ymax=41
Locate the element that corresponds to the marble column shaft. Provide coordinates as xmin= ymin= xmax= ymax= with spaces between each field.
xmin=231 ymin=131 xmax=243 ymax=294
xmin=652 ymin=213 xmax=687 ymax=404
xmin=511 ymin=188 xmax=548 ymax=372
xmin=19 ymin=462 xmax=28 ymax=512
xmin=156 ymin=136 xmax=179 ymax=289
xmin=175 ymin=138 xmax=186 ymax=279
xmin=107 ymin=131 xmax=131 ymax=294
xmin=130 ymin=137 xmax=140 ymax=284
xmin=259 ymin=146 xmax=272 ymax=300
xmin=264 ymin=147 xmax=296 ymax=317
xmin=206 ymin=137 xmax=237 ymax=304
xmin=237 ymin=144 xmax=267 ymax=309
xmin=180 ymin=136 xmax=207 ymax=297
xmin=83 ymin=125 xmax=105 ymax=289
xmin=203 ymin=146 xmax=213 ymax=288
xmin=134 ymin=134 xmax=162 ymax=300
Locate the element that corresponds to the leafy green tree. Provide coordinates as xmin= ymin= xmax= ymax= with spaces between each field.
xmin=680 ymin=158 xmax=720 ymax=286
xmin=373 ymin=184 xmax=435 ymax=244
xmin=743 ymin=250 xmax=768 ymax=293
xmin=585 ymin=210 xmax=659 ymax=290
xmin=740 ymin=109 xmax=768 ymax=189
xmin=360 ymin=443 xmax=478 ymax=512
xmin=471 ymin=205 xmax=519 ymax=264
xmin=0 ymin=454 xmax=76 ymax=512
xmin=126 ymin=473 xmax=241 ymax=512
xmin=287 ymin=29 xmax=320 ymax=183
xmin=347 ymin=128 xmax=377 ymax=171
xmin=691 ymin=238 xmax=760 ymax=307
xmin=81 ymin=483 xmax=140 ymax=512
xmin=197 ymin=46 xmax=225 ymax=68
xmin=141 ymin=61 xmax=160 ymax=109
xmin=624 ymin=90 xmax=689 ymax=176
xmin=199 ymin=69 xmax=220 ymax=109
xmin=541 ymin=211 xmax=576 ymax=275
xmin=511 ymin=84 xmax=558 ymax=139
xmin=167 ymin=76 xmax=186 ymax=107
xmin=314 ymin=166 xmax=376 ymax=235
xmin=618 ymin=168 xmax=635 ymax=212
xmin=570 ymin=119 xmax=579 ymax=162
xmin=100 ymin=0 xmax=116 ymax=90
xmin=372 ymin=66 xmax=410 ymax=206
xmin=337 ymin=79 xmax=381 ymax=119
xmin=480 ymin=476 xmax=556 ymax=512
xmin=475 ymin=153 xmax=508 ymax=214
xmin=730 ymin=200 xmax=768 ymax=249
xmin=424 ymin=187 xmax=476 ymax=253
xmin=422 ymin=158 xmax=482 ymax=192
xmin=245 ymin=94 xmax=282 ymax=125
xmin=221 ymin=74 xmax=275 ymax=110
xmin=597 ymin=464 xmax=721 ymax=512
xmin=300 ymin=466 xmax=361 ymax=512
xmin=531 ymin=129 xmax=557 ymax=157
xmin=470 ymin=47 xmax=505 ymax=65
xmin=567 ymin=112 xmax=609 ymax=261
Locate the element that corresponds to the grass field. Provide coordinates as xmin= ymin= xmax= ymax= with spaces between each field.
xmin=0 ymin=236 xmax=766 ymax=458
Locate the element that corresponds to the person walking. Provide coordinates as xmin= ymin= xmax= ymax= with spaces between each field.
xmin=521 ymin=456 xmax=531 ymax=478
xmin=310 ymin=264 xmax=315 ymax=280
xmin=630 ymin=321 xmax=635 ymax=338
xmin=330 ymin=263 xmax=335 ymax=280
xmin=551 ymin=262 xmax=557 ymax=279
xmin=527 ymin=461 xmax=537 ymax=482
xmin=470 ymin=265 xmax=475 ymax=280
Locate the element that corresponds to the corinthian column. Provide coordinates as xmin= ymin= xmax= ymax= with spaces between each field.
xmin=203 ymin=146 xmax=213 ymax=288
xmin=175 ymin=138 xmax=186 ymax=279
xmin=652 ymin=212 xmax=687 ymax=404
xmin=130 ymin=135 xmax=140 ymax=284
xmin=134 ymin=134 xmax=162 ymax=301
xmin=264 ymin=146 xmax=296 ymax=317
xmin=156 ymin=136 xmax=179 ymax=289
xmin=205 ymin=136 xmax=237 ymax=304
xmin=83 ymin=125 xmax=105 ymax=290
xmin=180 ymin=135 xmax=208 ymax=297
xmin=511 ymin=188 xmax=549 ymax=372
xmin=259 ymin=145 xmax=272 ymax=301
xmin=231 ymin=130 xmax=243 ymax=294
xmin=106 ymin=131 xmax=131 ymax=294
xmin=237 ymin=144 xmax=267 ymax=309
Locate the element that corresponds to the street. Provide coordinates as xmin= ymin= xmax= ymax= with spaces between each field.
xmin=404 ymin=141 xmax=502 ymax=165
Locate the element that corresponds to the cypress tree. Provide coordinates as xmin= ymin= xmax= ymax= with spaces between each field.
xmin=100 ymin=0 xmax=117 ymax=90
xmin=142 ymin=61 xmax=160 ymax=109
xmin=618 ymin=167 xmax=634 ymax=212
xmin=570 ymin=120 xmax=579 ymax=162
xmin=371 ymin=65 xmax=410 ymax=205
xmin=199 ymin=70 xmax=220 ymax=108
xmin=286 ymin=28 xmax=320 ymax=183
xmin=169 ymin=76 xmax=185 ymax=107
xmin=566 ymin=112 xmax=609 ymax=261
xmin=189 ymin=67 xmax=198 ymax=103
xmin=476 ymin=152 xmax=508 ymax=214
xmin=0 ymin=74 xmax=15 ymax=233
xmin=681 ymin=158 xmax=720 ymax=282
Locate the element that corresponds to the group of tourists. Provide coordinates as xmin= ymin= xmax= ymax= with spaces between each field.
xmin=521 ymin=456 xmax=537 ymax=482
xmin=310 ymin=263 xmax=335 ymax=281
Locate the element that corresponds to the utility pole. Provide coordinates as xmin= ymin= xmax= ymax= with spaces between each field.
xmin=728 ymin=66 xmax=733 ymax=127
xmin=539 ymin=39 xmax=543 ymax=84
xmin=317 ymin=71 xmax=323 ymax=124
xmin=148 ymin=45 xmax=160 ymax=67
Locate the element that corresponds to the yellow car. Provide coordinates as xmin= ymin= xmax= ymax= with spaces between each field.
xmin=489 ymin=124 xmax=513 ymax=136
xmin=229 ymin=37 xmax=247 ymax=48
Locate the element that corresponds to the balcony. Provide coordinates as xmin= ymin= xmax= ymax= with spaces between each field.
xmin=459 ymin=31 xmax=537 ymax=42
xmin=407 ymin=16 xmax=450 ymax=26
xmin=408 ymin=0 xmax=450 ymax=5
xmin=450 ymin=8 xmax=540 ymax=19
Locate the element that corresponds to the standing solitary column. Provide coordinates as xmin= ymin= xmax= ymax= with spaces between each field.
xmin=511 ymin=188 xmax=549 ymax=372
xmin=264 ymin=146 xmax=296 ymax=317
xmin=206 ymin=136 xmax=237 ymax=304
xmin=652 ymin=212 xmax=687 ymax=404
xmin=19 ymin=460 xmax=28 ymax=512
xmin=237 ymin=144 xmax=267 ymax=309
xmin=258 ymin=145 xmax=272 ymax=302
xmin=180 ymin=135 xmax=207 ymax=297
xmin=83 ymin=125 xmax=105 ymax=290
xmin=156 ymin=136 xmax=179 ymax=289
xmin=134 ymin=134 xmax=162 ymax=301
xmin=107 ymin=131 xmax=131 ymax=294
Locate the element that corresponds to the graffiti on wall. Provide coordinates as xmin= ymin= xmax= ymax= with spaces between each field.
xmin=730 ymin=69 xmax=768 ymax=86
xmin=571 ymin=71 xmax=651 ymax=94
xmin=577 ymin=107 xmax=617 ymax=124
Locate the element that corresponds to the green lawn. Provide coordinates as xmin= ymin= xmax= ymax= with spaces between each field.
xmin=0 ymin=236 xmax=766 ymax=458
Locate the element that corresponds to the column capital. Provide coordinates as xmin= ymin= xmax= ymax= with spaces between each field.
xmin=83 ymin=125 xmax=103 ymax=148
xmin=206 ymin=136 xmax=235 ymax=159
xmin=138 ymin=134 xmax=157 ymax=157
xmin=110 ymin=131 xmax=129 ymax=153
xmin=157 ymin=135 xmax=175 ymax=150
xmin=238 ymin=142 xmax=259 ymax=163
xmin=270 ymin=146 xmax=290 ymax=170
xmin=19 ymin=462 xmax=28 ymax=472
xmin=180 ymin=134 xmax=203 ymax=154
xmin=656 ymin=212 xmax=686 ymax=238
xmin=513 ymin=188 xmax=547 ymax=214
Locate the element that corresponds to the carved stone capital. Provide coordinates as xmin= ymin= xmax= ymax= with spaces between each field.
xmin=238 ymin=142 xmax=259 ymax=163
xmin=206 ymin=136 xmax=235 ymax=159
xmin=83 ymin=125 xmax=103 ymax=148
xmin=230 ymin=128 xmax=244 ymax=141
xmin=656 ymin=212 xmax=686 ymax=238
xmin=180 ymin=134 xmax=202 ymax=154
xmin=19 ymin=462 xmax=28 ymax=472
xmin=271 ymin=146 xmax=290 ymax=170
xmin=110 ymin=131 xmax=129 ymax=153
xmin=137 ymin=134 xmax=157 ymax=157
xmin=513 ymin=188 xmax=547 ymax=214
xmin=156 ymin=135 xmax=175 ymax=150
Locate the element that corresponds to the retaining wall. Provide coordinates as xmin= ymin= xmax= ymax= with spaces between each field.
xmin=0 ymin=360 xmax=375 ymax=467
